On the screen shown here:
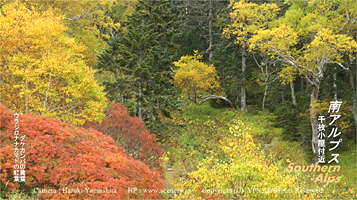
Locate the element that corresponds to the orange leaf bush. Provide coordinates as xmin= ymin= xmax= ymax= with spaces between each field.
xmin=0 ymin=104 xmax=164 ymax=199
xmin=83 ymin=103 xmax=165 ymax=175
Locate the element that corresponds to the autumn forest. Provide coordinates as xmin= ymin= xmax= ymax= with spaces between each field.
xmin=0 ymin=0 xmax=356 ymax=199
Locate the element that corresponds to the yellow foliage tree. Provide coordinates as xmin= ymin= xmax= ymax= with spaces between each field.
xmin=174 ymin=120 xmax=299 ymax=199
xmin=0 ymin=2 xmax=107 ymax=125
xmin=223 ymin=0 xmax=280 ymax=112
xmin=249 ymin=0 xmax=357 ymax=154
xmin=173 ymin=51 xmax=232 ymax=106
xmin=10 ymin=0 xmax=121 ymax=66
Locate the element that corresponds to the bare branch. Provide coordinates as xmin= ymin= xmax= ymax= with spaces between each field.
xmin=267 ymin=68 xmax=279 ymax=76
xmin=196 ymin=95 xmax=233 ymax=107
xmin=252 ymin=52 xmax=264 ymax=74
xmin=267 ymin=75 xmax=280 ymax=85
xmin=339 ymin=9 xmax=351 ymax=32
xmin=275 ymin=57 xmax=315 ymax=86
xmin=336 ymin=62 xmax=349 ymax=70
xmin=49 ymin=100 xmax=82 ymax=113
xmin=223 ymin=42 xmax=232 ymax=51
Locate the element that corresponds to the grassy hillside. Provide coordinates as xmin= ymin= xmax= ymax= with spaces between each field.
xmin=161 ymin=101 xmax=356 ymax=199
xmin=2 ymin=101 xmax=355 ymax=199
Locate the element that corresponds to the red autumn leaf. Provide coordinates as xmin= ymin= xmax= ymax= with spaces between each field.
xmin=0 ymin=104 xmax=164 ymax=199
xmin=83 ymin=103 xmax=165 ymax=175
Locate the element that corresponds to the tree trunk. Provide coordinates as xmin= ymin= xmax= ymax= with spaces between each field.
xmin=236 ymin=94 xmax=239 ymax=109
xmin=306 ymin=78 xmax=310 ymax=87
xmin=282 ymin=85 xmax=285 ymax=102
xmin=208 ymin=0 xmax=213 ymax=62
xmin=349 ymin=68 xmax=357 ymax=142
xmin=262 ymin=83 xmax=268 ymax=109
xmin=138 ymin=82 xmax=143 ymax=120
xmin=290 ymin=80 xmax=296 ymax=106
xmin=114 ymin=72 xmax=125 ymax=108
xmin=333 ymin=66 xmax=337 ymax=101
xmin=241 ymin=47 xmax=248 ymax=112
xmin=43 ymin=73 xmax=52 ymax=112
xmin=119 ymin=89 xmax=125 ymax=108
xmin=310 ymin=83 xmax=320 ymax=154
xmin=301 ymin=78 xmax=304 ymax=93
xmin=25 ymin=81 xmax=29 ymax=114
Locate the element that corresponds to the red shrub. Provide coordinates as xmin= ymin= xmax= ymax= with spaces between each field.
xmin=0 ymin=104 xmax=164 ymax=199
xmin=83 ymin=103 xmax=165 ymax=175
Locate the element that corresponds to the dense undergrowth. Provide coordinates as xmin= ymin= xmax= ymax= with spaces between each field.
xmin=1 ymin=101 xmax=356 ymax=199
xmin=161 ymin=101 xmax=356 ymax=199
xmin=0 ymin=104 xmax=164 ymax=199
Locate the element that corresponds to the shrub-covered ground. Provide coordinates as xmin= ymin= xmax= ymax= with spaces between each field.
xmin=1 ymin=101 xmax=355 ymax=199
xmin=0 ymin=104 xmax=164 ymax=199
xmin=162 ymin=101 xmax=356 ymax=199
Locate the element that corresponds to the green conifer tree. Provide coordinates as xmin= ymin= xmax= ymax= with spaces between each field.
xmin=96 ymin=0 xmax=180 ymax=131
